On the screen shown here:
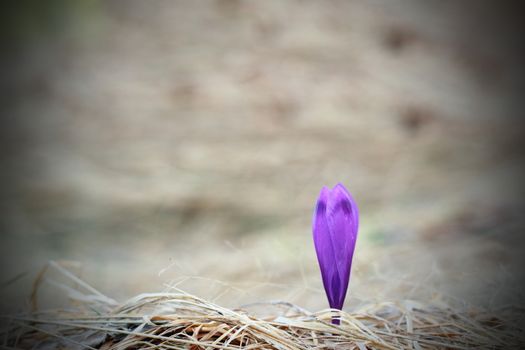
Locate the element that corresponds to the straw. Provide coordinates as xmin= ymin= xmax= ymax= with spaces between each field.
xmin=1 ymin=262 xmax=523 ymax=349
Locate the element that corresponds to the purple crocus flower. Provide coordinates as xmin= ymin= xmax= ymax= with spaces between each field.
xmin=313 ymin=183 xmax=359 ymax=321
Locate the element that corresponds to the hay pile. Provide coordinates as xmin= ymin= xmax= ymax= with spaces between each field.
xmin=1 ymin=262 xmax=523 ymax=349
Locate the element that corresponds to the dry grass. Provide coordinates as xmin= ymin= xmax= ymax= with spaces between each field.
xmin=1 ymin=262 xmax=523 ymax=349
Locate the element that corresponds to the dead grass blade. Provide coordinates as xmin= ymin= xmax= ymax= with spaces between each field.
xmin=1 ymin=262 xmax=523 ymax=349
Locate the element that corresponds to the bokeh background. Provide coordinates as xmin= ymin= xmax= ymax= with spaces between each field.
xmin=1 ymin=0 xmax=525 ymax=314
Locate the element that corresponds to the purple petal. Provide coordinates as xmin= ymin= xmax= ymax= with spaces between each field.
xmin=313 ymin=183 xmax=359 ymax=311
xmin=312 ymin=187 xmax=339 ymax=307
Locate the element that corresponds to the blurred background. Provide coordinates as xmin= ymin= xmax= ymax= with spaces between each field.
xmin=1 ymin=0 xmax=524 ymax=314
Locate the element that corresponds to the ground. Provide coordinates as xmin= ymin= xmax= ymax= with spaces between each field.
xmin=1 ymin=0 xmax=524 ymax=314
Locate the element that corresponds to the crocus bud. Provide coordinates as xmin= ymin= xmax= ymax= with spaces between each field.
xmin=312 ymin=183 xmax=359 ymax=323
